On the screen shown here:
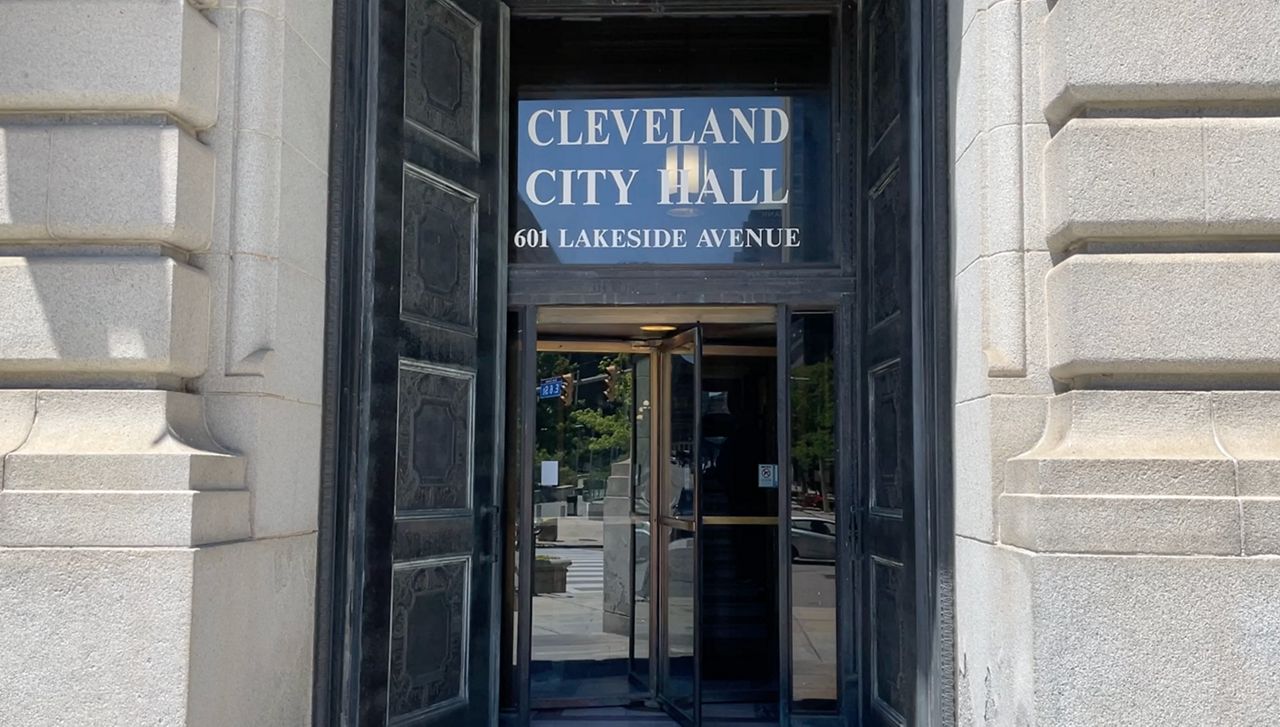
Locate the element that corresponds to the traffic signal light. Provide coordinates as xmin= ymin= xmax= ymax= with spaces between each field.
xmin=603 ymin=364 xmax=621 ymax=401
xmin=558 ymin=372 xmax=574 ymax=404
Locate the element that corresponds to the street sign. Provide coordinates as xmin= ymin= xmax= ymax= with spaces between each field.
xmin=757 ymin=464 xmax=778 ymax=489
xmin=538 ymin=377 xmax=564 ymax=399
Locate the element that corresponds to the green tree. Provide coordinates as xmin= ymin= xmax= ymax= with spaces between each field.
xmin=534 ymin=353 xmax=577 ymax=487
xmin=790 ymin=358 xmax=835 ymax=509
xmin=569 ymin=352 xmax=633 ymax=456
xmin=534 ymin=352 xmax=634 ymax=493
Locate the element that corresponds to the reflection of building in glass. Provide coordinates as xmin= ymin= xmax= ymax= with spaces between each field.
xmin=782 ymin=97 xmax=794 ymax=262
xmin=732 ymin=205 xmax=785 ymax=264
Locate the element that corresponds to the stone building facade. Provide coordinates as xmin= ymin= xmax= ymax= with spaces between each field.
xmin=951 ymin=1 xmax=1280 ymax=724
xmin=0 ymin=0 xmax=1276 ymax=725
xmin=0 ymin=0 xmax=330 ymax=723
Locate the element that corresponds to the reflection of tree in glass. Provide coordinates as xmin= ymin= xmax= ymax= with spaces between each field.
xmin=791 ymin=358 xmax=835 ymax=512
xmin=569 ymin=353 xmax=633 ymax=456
xmin=535 ymin=352 xmax=634 ymax=500
xmin=535 ymin=353 xmax=577 ymax=494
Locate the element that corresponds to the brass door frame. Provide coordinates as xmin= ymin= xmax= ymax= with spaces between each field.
xmin=537 ymin=305 xmax=776 ymax=327
xmin=535 ymin=339 xmax=648 ymax=354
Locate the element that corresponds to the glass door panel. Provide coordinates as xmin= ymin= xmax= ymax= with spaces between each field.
xmin=657 ymin=326 xmax=702 ymax=726
xmin=630 ymin=353 xmax=653 ymax=691
xmin=787 ymin=312 xmax=839 ymax=714
xmin=527 ymin=343 xmax=646 ymax=706
xmin=698 ymin=346 xmax=781 ymax=724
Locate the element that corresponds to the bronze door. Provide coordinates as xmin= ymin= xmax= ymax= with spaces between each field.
xmin=338 ymin=0 xmax=509 ymax=724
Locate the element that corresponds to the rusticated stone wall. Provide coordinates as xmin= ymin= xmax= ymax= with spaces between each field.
xmin=0 ymin=1 xmax=331 ymax=724
xmin=951 ymin=1 xmax=1280 ymax=725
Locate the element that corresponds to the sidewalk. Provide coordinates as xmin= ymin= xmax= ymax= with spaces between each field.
xmin=537 ymin=514 xmax=606 ymax=548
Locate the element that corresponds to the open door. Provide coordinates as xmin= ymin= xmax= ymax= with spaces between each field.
xmin=655 ymin=326 xmax=703 ymax=726
xmin=629 ymin=350 xmax=654 ymax=695
xmin=856 ymin=0 xmax=927 ymax=724
xmin=336 ymin=0 xmax=508 ymax=725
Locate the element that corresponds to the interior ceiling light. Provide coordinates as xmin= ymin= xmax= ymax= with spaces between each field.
xmin=640 ymin=324 xmax=678 ymax=332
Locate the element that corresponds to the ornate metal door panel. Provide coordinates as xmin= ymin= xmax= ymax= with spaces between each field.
xmin=857 ymin=0 xmax=918 ymax=725
xmin=346 ymin=0 xmax=508 ymax=725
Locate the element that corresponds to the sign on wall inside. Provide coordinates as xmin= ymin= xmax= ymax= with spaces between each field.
xmin=511 ymin=96 xmax=832 ymax=265
xmin=757 ymin=464 xmax=779 ymax=489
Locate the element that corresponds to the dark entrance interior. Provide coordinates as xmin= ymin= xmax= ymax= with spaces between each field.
xmin=318 ymin=1 xmax=951 ymax=726
xmin=699 ymin=353 xmax=781 ymax=702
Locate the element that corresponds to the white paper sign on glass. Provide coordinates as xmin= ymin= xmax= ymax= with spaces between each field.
xmin=540 ymin=460 xmax=559 ymax=487
xmin=758 ymin=464 xmax=779 ymax=489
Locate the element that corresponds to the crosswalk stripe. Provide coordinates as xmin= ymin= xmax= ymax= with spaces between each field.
xmin=563 ymin=553 xmax=604 ymax=593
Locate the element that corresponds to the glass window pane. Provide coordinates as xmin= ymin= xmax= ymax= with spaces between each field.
xmin=529 ymin=351 xmax=642 ymax=701
xmin=512 ymin=96 xmax=832 ymax=266
xmin=700 ymin=354 xmax=778 ymax=518
xmin=632 ymin=354 xmax=652 ymax=515
xmin=662 ymin=524 xmax=696 ymax=715
xmin=630 ymin=520 xmax=651 ymax=687
xmin=666 ymin=350 xmax=697 ymax=520
xmin=789 ymin=312 xmax=838 ymax=712
xmin=698 ymin=340 xmax=781 ymax=718
xmin=700 ymin=523 xmax=780 ymax=717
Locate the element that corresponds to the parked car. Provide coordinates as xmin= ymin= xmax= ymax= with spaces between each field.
xmin=790 ymin=516 xmax=836 ymax=562
xmin=795 ymin=490 xmax=835 ymax=510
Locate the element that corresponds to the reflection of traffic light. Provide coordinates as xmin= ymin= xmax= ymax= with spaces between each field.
xmin=558 ymin=372 xmax=574 ymax=404
xmin=603 ymin=365 xmax=621 ymax=401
